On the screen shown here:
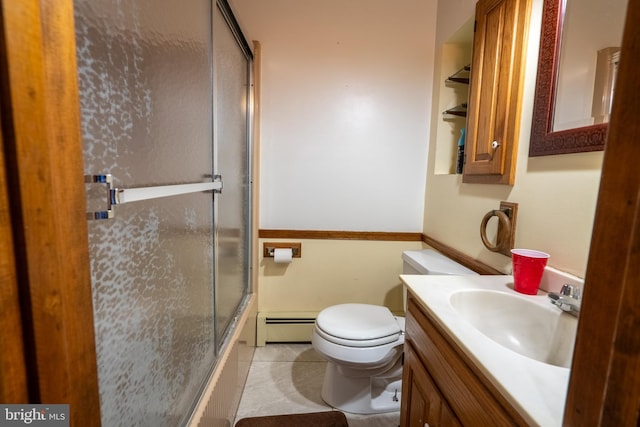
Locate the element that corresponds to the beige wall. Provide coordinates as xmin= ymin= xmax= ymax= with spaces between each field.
xmin=259 ymin=239 xmax=423 ymax=314
xmin=425 ymin=0 xmax=602 ymax=279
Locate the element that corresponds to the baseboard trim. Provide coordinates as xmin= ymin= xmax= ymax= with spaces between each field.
xmin=258 ymin=229 xmax=502 ymax=275
xmin=259 ymin=229 xmax=422 ymax=241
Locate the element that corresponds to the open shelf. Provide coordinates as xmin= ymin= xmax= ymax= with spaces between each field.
xmin=432 ymin=17 xmax=474 ymax=176
xmin=443 ymin=103 xmax=468 ymax=117
xmin=445 ymin=65 xmax=471 ymax=84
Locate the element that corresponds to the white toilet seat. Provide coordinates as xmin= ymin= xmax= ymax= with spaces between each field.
xmin=314 ymin=326 xmax=400 ymax=347
xmin=312 ymin=303 xmax=405 ymax=368
xmin=315 ymin=303 xmax=402 ymax=347
xmin=312 ymin=329 xmax=404 ymax=368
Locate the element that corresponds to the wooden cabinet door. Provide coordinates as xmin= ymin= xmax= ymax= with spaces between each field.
xmin=463 ymin=0 xmax=531 ymax=185
xmin=403 ymin=296 xmax=527 ymax=426
xmin=400 ymin=341 xmax=462 ymax=427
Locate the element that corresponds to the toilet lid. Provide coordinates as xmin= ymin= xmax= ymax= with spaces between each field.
xmin=315 ymin=304 xmax=402 ymax=347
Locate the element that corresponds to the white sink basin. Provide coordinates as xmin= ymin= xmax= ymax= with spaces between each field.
xmin=449 ymin=289 xmax=577 ymax=368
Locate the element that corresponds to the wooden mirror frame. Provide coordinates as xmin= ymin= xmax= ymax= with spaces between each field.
xmin=529 ymin=0 xmax=608 ymax=156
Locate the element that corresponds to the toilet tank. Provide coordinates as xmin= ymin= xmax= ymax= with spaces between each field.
xmin=401 ymin=249 xmax=477 ymax=312
xmin=402 ymin=249 xmax=477 ymax=275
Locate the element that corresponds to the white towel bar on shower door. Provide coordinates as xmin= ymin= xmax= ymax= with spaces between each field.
xmin=85 ymin=174 xmax=223 ymax=220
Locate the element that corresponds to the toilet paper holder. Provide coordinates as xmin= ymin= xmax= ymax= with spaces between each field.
xmin=263 ymin=242 xmax=302 ymax=258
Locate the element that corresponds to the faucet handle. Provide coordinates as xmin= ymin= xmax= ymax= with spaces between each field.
xmin=560 ymin=284 xmax=581 ymax=299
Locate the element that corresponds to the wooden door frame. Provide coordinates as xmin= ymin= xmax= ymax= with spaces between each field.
xmin=1 ymin=0 xmax=639 ymax=425
xmin=0 ymin=0 xmax=100 ymax=425
xmin=563 ymin=0 xmax=640 ymax=424
xmin=0 ymin=73 xmax=29 ymax=405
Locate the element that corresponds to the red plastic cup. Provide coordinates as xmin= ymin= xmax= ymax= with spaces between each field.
xmin=511 ymin=249 xmax=550 ymax=295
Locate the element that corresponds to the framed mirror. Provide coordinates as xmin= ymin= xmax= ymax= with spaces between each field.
xmin=529 ymin=0 xmax=627 ymax=156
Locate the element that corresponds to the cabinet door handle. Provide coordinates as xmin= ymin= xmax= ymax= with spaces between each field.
xmin=488 ymin=140 xmax=500 ymax=160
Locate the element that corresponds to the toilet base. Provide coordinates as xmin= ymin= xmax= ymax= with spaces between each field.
xmin=320 ymin=353 xmax=403 ymax=414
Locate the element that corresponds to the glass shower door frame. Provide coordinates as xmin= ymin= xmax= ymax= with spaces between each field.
xmin=211 ymin=0 xmax=254 ymax=353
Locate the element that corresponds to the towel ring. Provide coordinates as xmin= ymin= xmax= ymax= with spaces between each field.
xmin=480 ymin=209 xmax=512 ymax=253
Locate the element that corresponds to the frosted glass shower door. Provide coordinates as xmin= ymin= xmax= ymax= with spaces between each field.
xmin=75 ymin=0 xmax=251 ymax=425
xmin=213 ymin=3 xmax=253 ymax=348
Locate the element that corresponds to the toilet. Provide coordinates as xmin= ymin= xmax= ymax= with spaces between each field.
xmin=311 ymin=249 xmax=477 ymax=414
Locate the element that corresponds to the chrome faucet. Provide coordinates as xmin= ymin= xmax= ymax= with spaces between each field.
xmin=548 ymin=284 xmax=581 ymax=317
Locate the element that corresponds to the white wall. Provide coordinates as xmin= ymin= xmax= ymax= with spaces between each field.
xmin=231 ymin=0 xmax=438 ymax=232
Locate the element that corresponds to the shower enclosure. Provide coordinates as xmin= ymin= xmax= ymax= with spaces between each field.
xmin=74 ymin=0 xmax=252 ymax=425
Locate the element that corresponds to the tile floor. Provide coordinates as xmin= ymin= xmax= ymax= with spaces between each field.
xmin=234 ymin=344 xmax=400 ymax=427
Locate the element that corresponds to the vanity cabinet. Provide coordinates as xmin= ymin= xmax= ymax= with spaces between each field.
xmin=402 ymin=341 xmax=461 ymax=427
xmin=400 ymin=294 xmax=528 ymax=427
xmin=463 ymin=0 xmax=531 ymax=185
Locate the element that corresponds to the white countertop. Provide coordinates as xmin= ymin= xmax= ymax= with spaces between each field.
xmin=400 ymin=274 xmax=570 ymax=427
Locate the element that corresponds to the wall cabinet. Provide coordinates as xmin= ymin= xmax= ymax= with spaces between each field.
xmin=400 ymin=294 xmax=528 ymax=427
xmin=463 ymin=0 xmax=531 ymax=185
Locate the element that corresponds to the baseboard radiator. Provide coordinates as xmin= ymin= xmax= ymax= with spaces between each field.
xmin=256 ymin=312 xmax=318 ymax=346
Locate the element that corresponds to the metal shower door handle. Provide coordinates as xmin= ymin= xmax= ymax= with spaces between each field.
xmin=85 ymin=174 xmax=223 ymax=220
